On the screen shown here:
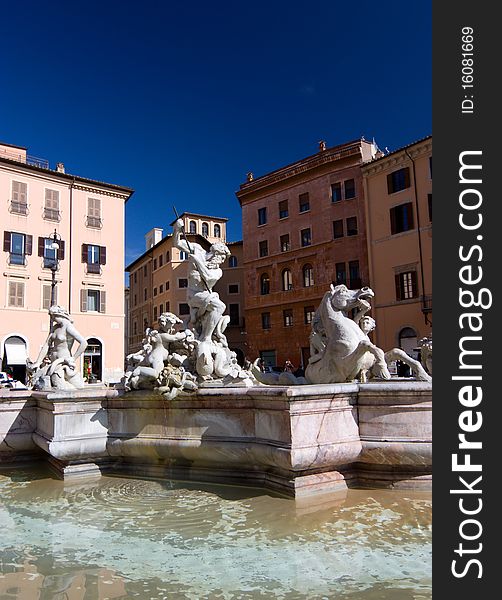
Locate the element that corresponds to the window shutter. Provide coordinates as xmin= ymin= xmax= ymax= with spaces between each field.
xmin=19 ymin=183 xmax=27 ymax=204
xmin=38 ymin=237 xmax=46 ymax=257
xmin=81 ymin=289 xmax=88 ymax=312
xmin=100 ymin=290 xmax=106 ymax=314
xmin=395 ymin=274 xmax=402 ymax=301
xmin=99 ymin=246 xmax=107 ymax=265
xmin=404 ymin=167 xmax=411 ymax=188
xmin=387 ymin=173 xmax=393 ymax=194
xmin=58 ymin=240 xmax=65 ymax=261
xmin=390 ymin=207 xmax=397 ymax=235
xmin=25 ymin=235 xmax=33 ymax=255
xmin=82 ymin=244 xmax=88 ymax=263
xmin=12 ymin=181 xmax=19 ymax=201
xmin=8 ymin=282 xmax=16 ymax=306
xmin=4 ymin=231 xmax=11 ymax=253
xmin=43 ymin=284 xmax=51 ymax=310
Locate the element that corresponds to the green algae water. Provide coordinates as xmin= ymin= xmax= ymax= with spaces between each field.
xmin=0 ymin=467 xmax=431 ymax=599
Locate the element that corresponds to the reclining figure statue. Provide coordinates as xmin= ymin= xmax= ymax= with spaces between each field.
xmin=252 ymin=284 xmax=431 ymax=385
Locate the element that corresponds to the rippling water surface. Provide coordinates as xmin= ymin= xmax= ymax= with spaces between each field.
xmin=0 ymin=467 xmax=431 ymax=599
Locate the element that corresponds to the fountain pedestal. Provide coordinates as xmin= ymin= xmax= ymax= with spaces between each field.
xmin=1 ymin=381 xmax=431 ymax=497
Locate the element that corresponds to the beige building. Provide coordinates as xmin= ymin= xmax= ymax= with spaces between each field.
xmin=126 ymin=213 xmax=246 ymax=362
xmin=0 ymin=141 xmax=133 ymax=383
xmin=362 ymin=136 xmax=432 ymax=355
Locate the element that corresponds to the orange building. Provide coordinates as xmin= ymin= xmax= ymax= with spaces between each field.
xmin=236 ymin=139 xmax=380 ymax=370
xmin=361 ymin=136 xmax=432 ymax=355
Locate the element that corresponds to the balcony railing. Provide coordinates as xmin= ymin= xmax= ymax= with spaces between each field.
xmin=43 ymin=208 xmax=61 ymax=222
xmin=0 ymin=147 xmax=49 ymax=169
xmin=9 ymin=201 xmax=29 ymax=215
xmin=86 ymin=216 xmax=103 ymax=229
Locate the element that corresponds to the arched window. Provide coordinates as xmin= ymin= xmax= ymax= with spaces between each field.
xmin=229 ymin=255 xmax=238 ymax=268
xmin=303 ymin=264 xmax=314 ymax=287
xmin=399 ymin=327 xmax=418 ymax=356
xmin=189 ymin=220 xmax=197 ymax=234
xmin=83 ymin=337 xmax=103 ymax=382
xmin=260 ymin=273 xmax=270 ymax=295
xmin=214 ymin=224 xmax=221 ymax=238
xmin=282 ymin=269 xmax=293 ymax=291
xmin=202 ymin=222 xmax=209 ymax=236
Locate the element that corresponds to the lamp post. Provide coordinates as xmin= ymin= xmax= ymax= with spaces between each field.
xmin=49 ymin=229 xmax=61 ymax=307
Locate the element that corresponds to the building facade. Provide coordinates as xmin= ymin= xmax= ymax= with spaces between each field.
xmin=126 ymin=213 xmax=246 ymax=362
xmin=0 ymin=141 xmax=133 ymax=384
xmin=236 ymin=139 xmax=379 ymax=370
xmin=361 ymin=136 xmax=432 ymax=354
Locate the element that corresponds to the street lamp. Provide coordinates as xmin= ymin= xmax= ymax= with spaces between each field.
xmin=49 ymin=228 xmax=61 ymax=306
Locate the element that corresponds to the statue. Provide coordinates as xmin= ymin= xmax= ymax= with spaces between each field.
xmin=27 ymin=305 xmax=88 ymax=390
xmin=173 ymin=218 xmax=234 ymax=378
xmin=252 ymin=284 xmax=431 ymax=385
xmin=418 ymin=335 xmax=432 ymax=375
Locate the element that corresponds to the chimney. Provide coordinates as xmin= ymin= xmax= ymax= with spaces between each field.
xmin=56 ymin=162 xmax=65 ymax=173
xmin=145 ymin=228 xmax=164 ymax=250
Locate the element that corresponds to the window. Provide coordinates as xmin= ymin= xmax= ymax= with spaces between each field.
xmin=153 ymin=287 xmax=158 ymax=297
xmin=4 ymin=232 xmax=32 ymax=266
xmin=144 ymin=265 xmax=148 ymax=276
xmin=44 ymin=189 xmax=60 ymax=221
xmin=335 ymin=263 xmax=346 ymax=285
xmin=395 ymin=271 xmax=418 ymax=300
xmin=134 ymin=272 xmax=137 ymax=284
xmin=11 ymin=181 xmax=28 ymax=215
xmin=279 ymin=200 xmax=289 ymax=219
xmin=282 ymin=269 xmax=293 ymax=291
xmin=134 ymin=294 xmax=137 ymax=306
xmin=87 ymin=197 xmax=102 ymax=228
xmin=331 ymin=182 xmax=342 ymax=203
xmin=229 ymin=303 xmax=240 ymax=325
xmin=303 ymin=264 xmax=314 ymax=287
xmin=8 ymin=281 xmax=25 ymax=307
xmin=387 ymin=167 xmax=411 ymax=194
xmin=301 ymin=228 xmax=311 ymax=247
xmin=166 ymin=281 xmax=170 ymax=290
xmin=153 ymin=258 xmax=157 ymax=270
xmin=166 ymin=251 xmax=170 ymax=262
xmin=299 ymin=193 xmax=310 ymax=212
xmin=159 ymin=254 xmax=163 ymax=267
xmin=179 ymin=303 xmax=190 ymax=315
xmin=189 ymin=220 xmax=197 ymax=234
xmin=259 ymin=240 xmax=268 ymax=257
xmin=261 ymin=312 xmax=271 ymax=330
xmin=159 ymin=303 xmax=164 ymax=314
xmin=39 ymin=237 xmax=65 ymax=269
xmin=81 ymin=288 xmax=106 ymax=313
xmin=179 ymin=278 xmax=188 ymax=288
xmin=260 ymin=349 xmax=276 ymax=368
xmin=82 ymin=244 xmax=106 ymax=274
xmin=344 ymin=179 xmax=356 ymax=199
xmin=346 ymin=217 xmax=358 ymax=236
xmin=333 ymin=220 xmax=344 ymax=239
xmin=43 ymin=283 xmax=57 ymax=309
xmin=229 ymin=255 xmax=238 ymax=267
xmin=390 ymin=202 xmax=414 ymax=234
xmin=280 ymin=234 xmax=290 ymax=252
xmin=166 ymin=301 xmax=170 ymax=312
xmin=133 ymin=321 xmax=138 ymax=335
xmin=429 ymin=156 xmax=432 ymax=179
xmin=144 ymin=288 xmax=148 ymax=301
xmin=304 ymin=306 xmax=315 ymax=325
xmin=260 ymin=273 xmax=270 ymax=295
xmin=228 ymin=284 xmax=239 ymax=294
xmin=214 ymin=224 xmax=221 ymax=237
xmin=258 ymin=207 xmax=267 ymax=225
xmin=159 ymin=284 xmax=164 ymax=294
xmin=283 ymin=309 xmax=293 ymax=327
xmin=153 ymin=306 xmax=158 ymax=321
xmin=202 ymin=222 xmax=209 ymax=236
xmin=428 ymin=194 xmax=432 ymax=222
xmin=349 ymin=260 xmax=361 ymax=288
xmin=180 ymin=250 xmax=188 ymax=260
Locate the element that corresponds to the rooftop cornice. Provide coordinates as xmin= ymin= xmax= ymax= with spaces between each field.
xmin=362 ymin=136 xmax=432 ymax=176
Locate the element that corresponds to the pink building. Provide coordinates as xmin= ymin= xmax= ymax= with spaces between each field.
xmin=0 ymin=141 xmax=133 ymax=384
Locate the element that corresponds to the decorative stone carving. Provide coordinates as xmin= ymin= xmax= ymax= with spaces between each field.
xmin=252 ymin=284 xmax=431 ymax=385
xmin=418 ymin=335 xmax=432 ymax=375
xmin=27 ymin=305 xmax=88 ymax=390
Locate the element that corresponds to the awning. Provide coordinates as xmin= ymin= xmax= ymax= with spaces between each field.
xmin=4 ymin=339 xmax=27 ymax=365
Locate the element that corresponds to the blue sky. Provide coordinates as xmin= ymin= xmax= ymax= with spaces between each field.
xmin=1 ymin=1 xmax=431 ymax=266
